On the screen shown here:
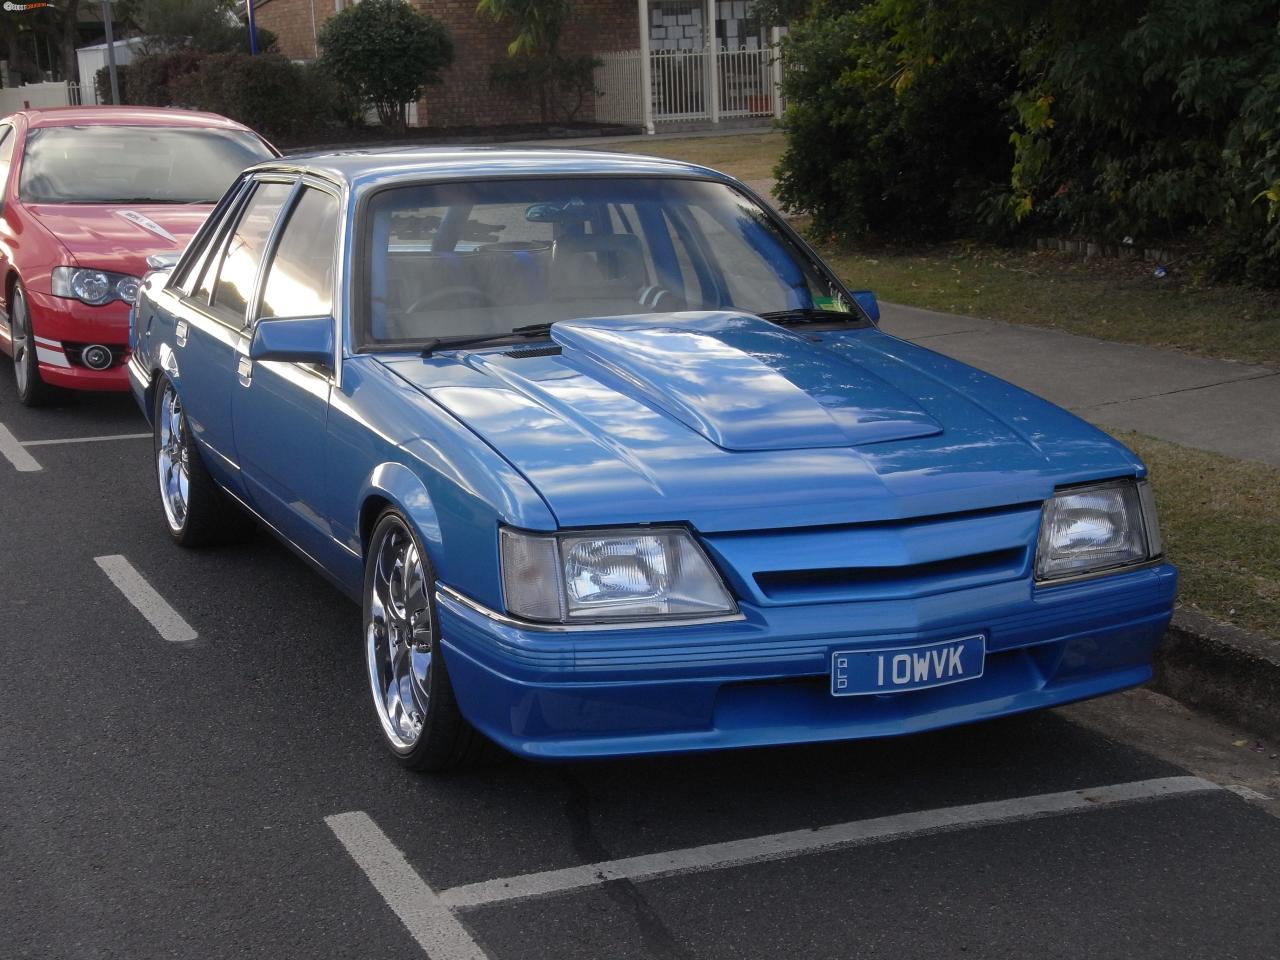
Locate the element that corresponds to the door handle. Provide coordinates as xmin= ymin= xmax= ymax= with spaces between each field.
xmin=237 ymin=355 xmax=252 ymax=387
xmin=175 ymin=320 xmax=188 ymax=347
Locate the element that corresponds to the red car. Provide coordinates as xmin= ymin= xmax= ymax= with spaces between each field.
xmin=0 ymin=106 xmax=276 ymax=405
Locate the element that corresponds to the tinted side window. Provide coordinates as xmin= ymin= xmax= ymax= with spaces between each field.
xmin=259 ymin=187 xmax=339 ymax=321
xmin=174 ymin=180 xmax=250 ymax=292
xmin=207 ymin=181 xmax=292 ymax=323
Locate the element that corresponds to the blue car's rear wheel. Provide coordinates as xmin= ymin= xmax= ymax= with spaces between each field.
xmin=153 ymin=376 xmax=254 ymax=547
xmin=363 ymin=510 xmax=491 ymax=770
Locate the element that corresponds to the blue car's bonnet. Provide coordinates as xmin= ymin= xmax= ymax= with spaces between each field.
xmin=379 ymin=314 xmax=1139 ymax=533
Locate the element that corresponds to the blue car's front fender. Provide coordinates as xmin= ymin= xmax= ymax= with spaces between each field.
xmin=356 ymin=461 xmax=444 ymax=565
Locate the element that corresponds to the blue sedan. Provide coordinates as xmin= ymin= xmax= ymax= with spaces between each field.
xmin=127 ymin=149 xmax=1176 ymax=769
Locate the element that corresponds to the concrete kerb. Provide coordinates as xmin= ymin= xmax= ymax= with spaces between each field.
xmin=1153 ymin=608 xmax=1280 ymax=743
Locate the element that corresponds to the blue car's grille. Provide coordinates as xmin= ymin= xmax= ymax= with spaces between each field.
xmin=753 ymin=547 xmax=1028 ymax=603
xmin=702 ymin=504 xmax=1041 ymax=606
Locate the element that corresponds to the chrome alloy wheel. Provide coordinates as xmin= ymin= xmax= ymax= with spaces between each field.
xmin=366 ymin=519 xmax=435 ymax=752
xmin=156 ymin=380 xmax=191 ymax=533
xmin=10 ymin=288 xmax=31 ymax=396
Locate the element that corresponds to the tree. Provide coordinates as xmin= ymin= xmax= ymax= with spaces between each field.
xmin=775 ymin=0 xmax=1280 ymax=285
xmin=318 ymin=0 xmax=454 ymax=133
xmin=118 ymin=0 xmax=276 ymax=54
xmin=477 ymin=0 xmax=600 ymax=123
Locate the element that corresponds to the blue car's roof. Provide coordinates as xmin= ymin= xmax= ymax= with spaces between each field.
xmin=258 ymin=146 xmax=736 ymax=190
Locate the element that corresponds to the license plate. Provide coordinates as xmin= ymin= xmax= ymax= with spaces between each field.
xmin=830 ymin=635 xmax=985 ymax=697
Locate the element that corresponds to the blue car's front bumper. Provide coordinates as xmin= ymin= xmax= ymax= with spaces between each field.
xmin=435 ymin=562 xmax=1177 ymax=760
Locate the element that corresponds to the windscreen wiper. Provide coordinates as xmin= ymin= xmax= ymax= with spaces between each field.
xmin=420 ymin=323 xmax=554 ymax=357
xmin=757 ymin=308 xmax=863 ymax=325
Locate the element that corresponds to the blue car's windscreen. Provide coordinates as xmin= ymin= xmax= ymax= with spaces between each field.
xmin=363 ymin=177 xmax=843 ymax=345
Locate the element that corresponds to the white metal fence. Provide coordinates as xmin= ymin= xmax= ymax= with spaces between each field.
xmin=594 ymin=45 xmax=782 ymax=127
xmin=717 ymin=47 xmax=777 ymax=117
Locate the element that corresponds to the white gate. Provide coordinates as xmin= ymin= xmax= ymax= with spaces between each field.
xmin=592 ymin=45 xmax=783 ymax=128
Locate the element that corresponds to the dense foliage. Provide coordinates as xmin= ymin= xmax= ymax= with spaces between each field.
xmin=317 ymin=0 xmax=454 ymax=133
xmin=777 ymin=0 xmax=1280 ymax=284
xmin=478 ymin=0 xmax=601 ymax=123
xmin=100 ymin=52 xmax=348 ymax=143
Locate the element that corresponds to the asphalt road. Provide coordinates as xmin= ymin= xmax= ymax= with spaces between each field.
xmin=2 ymin=366 xmax=1279 ymax=960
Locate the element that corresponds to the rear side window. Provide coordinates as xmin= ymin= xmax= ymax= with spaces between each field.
xmin=258 ymin=187 xmax=340 ymax=321
xmin=203 ymin=180 xmax=291 ymax=323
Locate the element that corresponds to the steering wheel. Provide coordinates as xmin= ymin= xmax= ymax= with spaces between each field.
xmin=402 ymin=285 xmax=494 ymax=314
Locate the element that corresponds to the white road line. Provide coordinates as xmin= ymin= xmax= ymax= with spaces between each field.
xmin=325 ymin=812 xmax=488 ymax=960
xmin=1223 ymin=784 xmax=1272 ymax=802
xmin=438 ymin=776 xmax=1221 ymax=909
xmin=22 ymin=432 xmax=150 ymax=447
xmin=93 ymin=555 xmax=197 ymax=643
xmin=0 ymin=422 xmax=41 ymax=472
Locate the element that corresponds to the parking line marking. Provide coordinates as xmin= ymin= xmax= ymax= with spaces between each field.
xmin=1223 ymin=784 xmax=1272 ymax=802
xmin=326 ymin=811 xmax=488 ymax=960
xmin=0 ymin=422 xmax=41 ymax=472
xmin=94 ymin=555 xmax=197 ymax=643
xmin=438 ymin=776 xmax=1220 ymax=909
xmin=22 ymin=432 xmax=150 ymax=446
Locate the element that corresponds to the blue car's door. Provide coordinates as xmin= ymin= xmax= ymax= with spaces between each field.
xmin=168 ymin=177 xmax=294 ymax=491
xmin=231 ymin=181 xmax=342 ymax=563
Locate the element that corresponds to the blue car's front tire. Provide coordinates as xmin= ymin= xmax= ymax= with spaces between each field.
xmin=363 ymin=509 xmax=493 ymax=771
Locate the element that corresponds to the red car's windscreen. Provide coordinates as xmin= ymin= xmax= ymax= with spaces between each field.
xmin=19 ymin=125 xmax=274 ymax=205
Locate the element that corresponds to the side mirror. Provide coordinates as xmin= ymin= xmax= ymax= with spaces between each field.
xmin=250 ymin=315 xmax=334 ymax=365
xmin=850 ymin=288 xmax=880 ymax=322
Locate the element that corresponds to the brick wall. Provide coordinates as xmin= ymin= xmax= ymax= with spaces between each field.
xmin=252 ymin=0 xmax=640 ymax=128
xmin=254 ymin=0 xmax=327 ymax=60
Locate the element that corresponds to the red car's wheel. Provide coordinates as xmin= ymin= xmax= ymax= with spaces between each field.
xmin=10 ymin=281 xmax=57 ymax=407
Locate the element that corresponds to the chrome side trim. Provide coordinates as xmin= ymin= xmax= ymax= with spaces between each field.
xmin=435 ymin=583 xmax=746 ymax=633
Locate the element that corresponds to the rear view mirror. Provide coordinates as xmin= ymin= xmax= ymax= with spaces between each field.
xmin=850 ymin=289 xmax=880 ymax=322
xmin=250 ymin=316 xmax=334 ymax=365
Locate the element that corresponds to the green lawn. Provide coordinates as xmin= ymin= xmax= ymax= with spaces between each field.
xmin=822 ymin=244 xmax=1280 ymax=366
xmin=1121 ymin=432 xmax=1280 ymax=642
xmin=607 ymin=131 xmax=785 ymax=183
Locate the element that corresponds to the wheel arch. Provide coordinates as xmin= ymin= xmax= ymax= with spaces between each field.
xmin=357 ymin=462 xmax=444 ymax=570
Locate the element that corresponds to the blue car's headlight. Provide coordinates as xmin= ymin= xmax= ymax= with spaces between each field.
xmin=1035 ymin=479 xmax=1162 ymax=581
xmin=500 ymin=527 xmax=737 ymax=623
xmin=51 ymin=266 xmax=141 ymax=305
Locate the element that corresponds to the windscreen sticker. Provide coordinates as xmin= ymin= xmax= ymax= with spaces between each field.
xmin=814 ymin=296 xmax=850 ymax=312
xmin=115 ymin=210 xmax=177 ymax=244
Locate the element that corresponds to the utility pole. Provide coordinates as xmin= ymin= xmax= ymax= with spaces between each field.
xmin=247 ymin=0 xmax=259 ymax=54
xmin=100 ymin=0 xmax=119 ymax=105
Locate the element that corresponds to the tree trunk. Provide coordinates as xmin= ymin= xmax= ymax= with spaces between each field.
xmin=59 ymin=0 xmax=82 ymax=83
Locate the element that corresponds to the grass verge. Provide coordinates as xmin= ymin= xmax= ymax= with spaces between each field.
xmin=607 ymin=131 xmax=785 ymax=184
xmin=819 ymin=243 xmax=1280 ymax=367
xmin=1119 ymin=431 xmax=1280 ymax=641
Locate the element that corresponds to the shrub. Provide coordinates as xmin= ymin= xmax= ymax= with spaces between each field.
xmin=774 ymin=7 xmax=1016 ymax=243
xmin=171 ymin=53 xmax=327 ymax=142
xmin=317 ymin=0 xmax=453 ymax=132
